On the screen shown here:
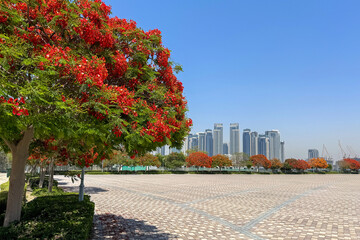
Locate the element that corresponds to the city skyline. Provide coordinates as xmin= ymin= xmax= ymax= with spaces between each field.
xmin=107 ymin=0 xmax=360 ymax=160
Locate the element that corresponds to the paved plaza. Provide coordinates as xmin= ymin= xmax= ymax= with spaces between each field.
xmin=55 ymin=174 xmax=360 ymax=240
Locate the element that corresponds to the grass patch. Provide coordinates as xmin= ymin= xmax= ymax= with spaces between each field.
xmin=31 ymin=186 xmax=65 ymax=197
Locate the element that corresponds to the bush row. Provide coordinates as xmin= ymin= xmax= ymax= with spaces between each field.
xmin=0 ymin=194 xmax=94 ymax=240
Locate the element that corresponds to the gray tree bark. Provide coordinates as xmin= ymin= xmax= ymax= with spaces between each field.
xmin=39 ymin=165 xmax=46 ymax=188
xmin=48 ymin=159 xmax=54 ymax=192
xmin=3 ymin=126 xmax=34 ymax=227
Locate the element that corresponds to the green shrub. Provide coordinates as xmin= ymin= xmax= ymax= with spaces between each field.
xmin=0 ymin=194 xmax=94 ymax=240
xmin=31 ymin=186 xmax=65 ymax=197
xmin=0 ymin=182 xmax=9 ymax=191
xmin=0 ymin=191 xmax=8 ymax=215
xmin=28 ymin=177 xmax=58 ymax=190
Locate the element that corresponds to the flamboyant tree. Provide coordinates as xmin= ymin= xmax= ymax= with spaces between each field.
xmin=211 ymin=154 xmax=232 ymax=171
xmin=0 ymin=0 xmax=191 ymax=226
xmin=136 ymin=153 xmax=161 ymax=170
xmin=186 ymin=152 xmax=212 ymax=170
xmin=270 ymin=158 xmax=282 ymax=173
xmin=309 ymin=158 xmax=328 ymax=170
xmin=343 ymin=158 xmax=360 ymax=172
xmin=291 ymin=159 xmax=310 ymax=173
xmin=250 ymin=154 xmax=271 ymax=172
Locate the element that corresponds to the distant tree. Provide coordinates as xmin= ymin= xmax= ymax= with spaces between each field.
xmin=250 ymin=154 xmax=271 ymax=172
xmin=327 ymin=164 xmax=333 ymax=171
xmin=338 ymin=160 xmax=350 ymax=172
xmin=186 ymin=147 xmax=207 ymax=156
xmin=156 ymin=153 xmax=166 ymax=168
xmin=292 ymin=159 xmax=310 ymax=173
xmin=281 ymin=158 xmax=297 ymax=173
xmin=309 ymin=158 xmax=328 ymax=171
xmin=343 ymin=158 xmax=360 ymax=173
xmin=186 ymin=152 xmax=212 ymax=171
xmin=137 ymin=153 xmax=161 ymax=170
xmin=164 ymin=152 xmax=186 ymax=169
xmin=102 ymin=150 xmax=129 ymax=171
xmin=231 ymin=152 xmax=250 ymax=171
xmin=211 ymin=154 xmax=232 ymax=171
xmin=270 ymin=158 xmax=282 ymax=173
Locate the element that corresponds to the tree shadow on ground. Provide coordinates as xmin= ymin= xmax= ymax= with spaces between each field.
xmin=61 ymin=186 xmax=109 ymax=194
xmin=92 ymin=213 xmax=175 ymax=240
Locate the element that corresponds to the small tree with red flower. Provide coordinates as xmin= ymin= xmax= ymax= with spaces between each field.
xmin=211 ymin=154 xmax=232 ymax=171
xmin=250 ymin=154 xmax=271 ymax=172
xmin=0 ymin=0 xmax=191 ymax=226
xmin=186 ymin=152 xmax=212 ymax=171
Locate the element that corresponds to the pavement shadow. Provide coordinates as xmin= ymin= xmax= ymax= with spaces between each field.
xmin=92 ymin=213 xmax=175 ymax=240
xmin=61 ymin=186 xmax=109 ymax=194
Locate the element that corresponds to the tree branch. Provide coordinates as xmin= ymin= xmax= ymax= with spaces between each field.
xmin=1 ymin=137 xmax=15 ymax=153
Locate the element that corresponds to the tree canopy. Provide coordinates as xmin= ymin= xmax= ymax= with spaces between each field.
xmin=0 ymin=0 xmax=191 ymax=226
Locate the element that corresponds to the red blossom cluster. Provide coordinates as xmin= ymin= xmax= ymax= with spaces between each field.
xmin=1 ymin=0 xmax=191 ymax=151
xmin=111 ymin=51 xmax=128 ymax=77
xmin=78 ymin=148 xmax=99 ymax=168
xmin=186 ymin=152 xmax=212 ymax=168
xmin=0 ymin=97 xmax=29 ymax=116
xmin=289 ymin=159 xmax=310 ymax=170
xmin=250 ymin=154 xmax=272 ymax=169
xmin=157 ymin=48 xmax=170 ymax=68
xmin=112 ymin=126 xmax=122 ymax=138
xmin=74 ymin=56 xmax=108 ymax=87
xmin=0 ymin=11 xmax=8 ymax=23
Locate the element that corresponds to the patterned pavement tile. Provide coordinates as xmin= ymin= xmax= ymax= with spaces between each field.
xmin=55 ymin=174 xmax=360 ymax=240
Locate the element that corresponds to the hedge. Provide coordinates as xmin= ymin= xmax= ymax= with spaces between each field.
xmin=0 ymin=194 xmax=94 ymax=240
xmin=28 ymin=177 xmax=58 ymax=190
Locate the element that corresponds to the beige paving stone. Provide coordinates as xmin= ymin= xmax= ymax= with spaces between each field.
xmin=55 ymin=174 xmax=360 ymax=240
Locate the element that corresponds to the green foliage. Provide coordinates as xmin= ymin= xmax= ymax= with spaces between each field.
xmin=0 ymin=181 xmax=9 ymax=191
xmin=327 ymin=164 xmax=333 ymax=171
xmin=0 ymin=195 xmax=94 ymax=240
xmin=31 ymin=186 xmax=64 ymax=197
xmin=28 ymin=177 xmax=58 ymax=190
xmin=164 ymin=152 xmax=186 ymax=169
xmin=0 ymin=191 xmax=8 ymax=216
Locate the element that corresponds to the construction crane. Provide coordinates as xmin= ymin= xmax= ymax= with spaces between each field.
xmin=321 ymin=144 xmax=332 ymax=162
xmin=346 ymin=145 xmax=358 ymax=158
xmin=338 ymin=140 xmax=348 ymax=159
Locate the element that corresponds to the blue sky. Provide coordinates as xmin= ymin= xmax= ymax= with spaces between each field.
xmin=106 ymin=0 xmax=360 ymax=159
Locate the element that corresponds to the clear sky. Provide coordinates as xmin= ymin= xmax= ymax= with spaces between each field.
xmin=105 ymin=0 xmax=360 ymax=159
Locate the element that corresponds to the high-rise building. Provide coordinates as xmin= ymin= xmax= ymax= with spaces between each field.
xmin=230 ymin=123 xmax=240 ymax=154
xmin=170 ymin=147 xmax=181 ymax=154
xmin=205 ymin=129 xmax=213 ymax=156
xmin=223 ymin=143 xmax=229 ymax=155
xmin=266 ymin=130 xmax=281 ymax=160
xmin=280 ymin=141 xmax=285 ymax=162
xmin=250 ymin=131 xmax=258 ymax=156
xmin=190 ymin=134 xmax=199 ymax=151
xmin=258 ymin=134 xmax=270 ymax=159
xmin=213 ymin=123 xmax=223 ymax=155
xmin=308 ymin=149 xmax=319 ymax=159
xmin=159 ymin=145 xmax=166 ymax=155
xmin=243 ymin=129 xmax=251 ymax=156
xmin=181 ymin=136 xmax=189 ymax=154
xmin=198 ymin=132 xmax=206 ymax=152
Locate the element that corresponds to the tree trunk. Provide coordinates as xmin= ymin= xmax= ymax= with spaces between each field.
xmin=3 ymin=127 xmax=34 ymax=227
xmin=48 ymin=159 xmax=54 ymax=193
xmin=79 ymin=167 xmax=85 ymax=201
xmin=39 ymin=166 xmax=46 ymax=188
